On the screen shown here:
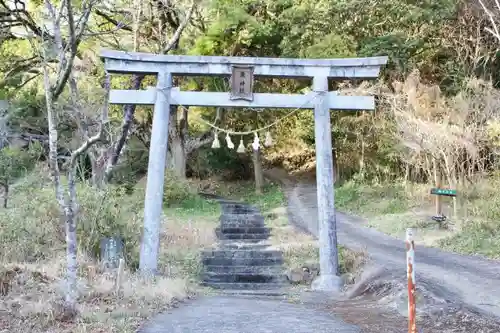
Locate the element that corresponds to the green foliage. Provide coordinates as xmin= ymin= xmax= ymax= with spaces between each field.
xmin=162 ymin=169 xmax=196 ymax=205
xmin=76 ymin=186 xmax=143 ymax=268
xmin=234 ymin=182 xmax=285 ymax=211
xmin=0 ymin=168 xmax=218 ymax=269
xmin=5 ymin=0 xmax=500 ymax=269
xmin=439 ymin=219 xmax=500 ymax=259
xmin=0 ymin=143 xmax=42 ymax=187
xmin=303 ymin=34 xmax=357 ymax=59
xmin=282 ymin=242 xmax=364 ymax=275
xmin=132 ymin=168 xmax=204 ymax=207
xmin=0 ymin=39 xmax=35 ymax=92
xmin=436 ymin=177 xmax=500 ymax=258
xmin=0 ymin=0 xmax=485 ymax=190
xmin=189 ymin=145 xmax=253 ymax=180
xmin=335 ymin=179 xmax=414 ymax=216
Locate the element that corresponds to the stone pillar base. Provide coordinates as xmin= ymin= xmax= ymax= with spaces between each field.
xmin=311 ymin=274 xmax=343 ymax=292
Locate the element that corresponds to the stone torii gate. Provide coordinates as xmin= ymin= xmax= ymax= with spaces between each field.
xmin=100 ymin=50 xmax=387 ymax=291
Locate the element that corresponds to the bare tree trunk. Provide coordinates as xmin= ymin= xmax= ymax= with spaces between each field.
xmin=2 ymin=183 xmax=8 ymax=208
xmin=104 ymin=1 xmax=197 ymax=182
xmin=44 ymin=66 xmax=75 ymax=310
xmin=167 ymin=106 xmax=187 ymax=178
xmin=64 ymin=166 xmax=78 ymax=308
xmin=333 ymin=146 xmax=339 ymax=184
xmin=358 ymin=135 xmax=365 ymax=179
xmin=452 ymin=166 xmax=458 ymax=218
xmin=40 ymin=0 xmax=107 ymax=315
xmin=424 ymin=155 xmax=433 ymax=183
xmin=404 ymin=163 xmax=410 ymax=184
xmin=253 ymin=148 xmax=264 ymax=194
xmin=91 ymin=157 xmax=107 ymax=188
xmin=168 ymin=139 xmax=186 ymax=178
xmin=104 ymin=75 xmax=144 ymax=182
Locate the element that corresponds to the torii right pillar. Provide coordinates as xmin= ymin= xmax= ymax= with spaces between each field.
xmin=312 ymin=75 xmax=342 ymax=291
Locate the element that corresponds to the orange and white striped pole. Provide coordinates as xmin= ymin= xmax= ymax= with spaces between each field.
xmin=406 ymin=228 xmax=417 ymax=333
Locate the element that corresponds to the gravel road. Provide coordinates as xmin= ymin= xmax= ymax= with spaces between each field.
xmin=287 ymin=181 xmax=500 ymax=318
xmin=139 ymin=296 xmax=360 ymax=333
xmin=140 ymin=170 xmax=500 ymax=332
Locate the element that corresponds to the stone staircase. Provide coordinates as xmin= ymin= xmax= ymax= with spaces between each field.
xmin=200 ymin=198 xmax=286 ymax=295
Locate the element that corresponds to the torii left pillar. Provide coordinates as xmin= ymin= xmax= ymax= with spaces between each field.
xmin=139 ymin=72 xmax=172 ymax=274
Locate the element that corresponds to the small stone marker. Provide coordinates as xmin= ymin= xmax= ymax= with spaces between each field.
xmin=100 ymin=237 xmax=124 ymax=269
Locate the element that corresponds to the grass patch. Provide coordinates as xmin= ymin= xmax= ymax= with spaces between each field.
xmin=0 ymin=258 xmax=192 ymax=333
xmin=0 ymin=166 xmax=219 ymax=332
xmin=437 ymin=176 xmax=500 ymax=258
xmin=335 ymin=181 xmax=428 ymax=216
xmin=438 ymin=222 xmax=500 ymax=258
xmin=240 ymin=183 xmax=285 ymax=212
xmin=266 ymin=209 xmax=366 ymax=278
xmin=335 ymin=176 xmax=500 ymax=258
xmin=207 ymin=179 xmax=285 ymax=211
xmin=280 ymin=242 xmax=365 ymax=275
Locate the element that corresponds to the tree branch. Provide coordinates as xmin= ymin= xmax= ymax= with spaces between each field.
xmin=104 ymin=1 xmax=197 ymax=181
xmin=163 ymin=0 xmax=196 ymax=53
xmin=70 ymin=73 xmax=110 ymax=167
xmin=94 ymin=9 xmax=133 ymax=32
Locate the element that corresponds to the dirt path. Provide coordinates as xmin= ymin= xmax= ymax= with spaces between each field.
xmin=139 ymin=296 xmax=361 ymax=333
xmin=264 ymin=169 xmax=500 ymax=320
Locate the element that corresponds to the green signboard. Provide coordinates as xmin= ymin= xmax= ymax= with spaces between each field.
xmin=430 ymin=188 xmax=457 ymax=197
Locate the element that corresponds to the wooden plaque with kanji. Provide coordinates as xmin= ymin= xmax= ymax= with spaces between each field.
xmin=230 ymin=66 xmax=254 ymax=101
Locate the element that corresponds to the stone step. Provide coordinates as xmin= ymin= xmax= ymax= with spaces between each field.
xmin=220 ymin=214 xmax=265 ymax=227
xmin=202 ymin=257 xmax=284 ymax=266
xmin=202 ymin=272 xmax=286 ymax=284
xmin=204 ymin=265 xmax=284 ymax=275
xmin=217 ymin=239 xmax=269 ymax=245
xmin=216 ymin=233 xmax=270 ymax=241
xmin=201 ymin=249 xmax=282 ymax=259
xmin=216 ymin=226 xmax=271 ymax=234
xmin=201 ymin=281 xmax=286 ymax=290
xmin=219 ymin=202 xmax=259 ymax=215
xmin=215 ymin=289 xmax=288 ymax=297
xmin=216 ymin=241 xmax=271 ymax=250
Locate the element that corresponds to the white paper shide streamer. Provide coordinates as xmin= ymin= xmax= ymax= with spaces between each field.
xmin=237 ymin=137 xmax=246 ymax=153
xmin=211 ymin=131 xmax=220 ymax=149
xmin=225 ymin=133 xmax=234 ymax=149
xmin=252 ymin=132 xmax=260 ymax=151
xmin=264 ymin=131 xmax=273 ymax=147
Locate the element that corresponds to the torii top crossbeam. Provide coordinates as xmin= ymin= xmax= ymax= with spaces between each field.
xmin=101 ymin=50 xmax=388 ymax=79
xmin=101 ymin=50 xmax=388 ymax=110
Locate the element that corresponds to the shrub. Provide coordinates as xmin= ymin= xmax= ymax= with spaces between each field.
xmin=0 ymin=167 xmax=206 ymax=268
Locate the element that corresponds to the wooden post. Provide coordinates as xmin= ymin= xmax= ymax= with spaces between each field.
xmin=312 ymin=76 xmax=342 ymax=291
xmin=433 ymin=161 xmax=442 ymax=217
xmin=114 ymin=258 xmax=125 ymax=294
xmin=253 ymin=111 xmax=264 ymax=194
xmin=253 ymin=148 xmax=264 ymax=194
xmin=139 ymin=72 xmax=172 ymax=275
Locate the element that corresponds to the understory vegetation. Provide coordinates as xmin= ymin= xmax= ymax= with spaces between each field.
xmin=336 ymin=175 xmax=500 ymax=258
